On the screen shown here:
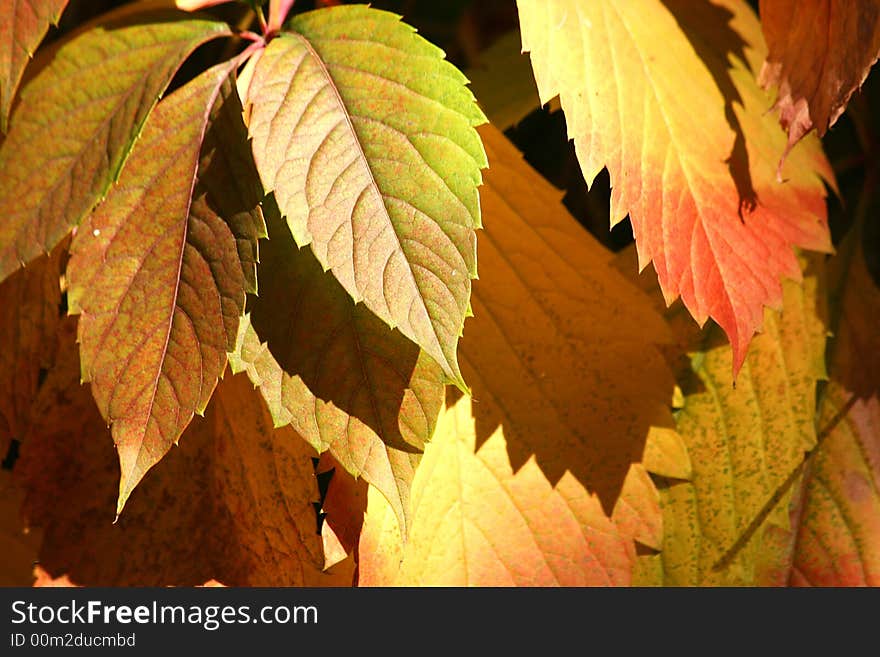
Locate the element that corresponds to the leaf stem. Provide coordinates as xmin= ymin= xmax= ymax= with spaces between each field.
xmin=710 ymin=392 xmax=859 ymax=573
xmin=255 ymin=5 xmax=268 ymax=35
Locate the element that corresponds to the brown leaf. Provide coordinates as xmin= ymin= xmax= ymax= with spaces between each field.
xmin=16 ymin=324 xmax=342 ymax=586
xmin=0 ymin=242 xmax=65 ymax=459
xmin=759 ymin=0 xmax=880 ymax=157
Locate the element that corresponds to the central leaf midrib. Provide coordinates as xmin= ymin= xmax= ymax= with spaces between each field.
xmin=130 ymin=70 xmax=231 ymax=489
xmin=288 ymin=32 xmax=446 ymax=364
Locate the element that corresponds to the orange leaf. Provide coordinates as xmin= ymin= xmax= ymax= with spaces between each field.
xmin=517 ymin=0 xmax=832 ymax=375
xmin=759 ymin=0 xmax=880 ymax=159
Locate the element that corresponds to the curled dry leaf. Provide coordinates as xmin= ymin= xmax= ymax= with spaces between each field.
xmin=759 ymin=0 xmax=880 ymax=160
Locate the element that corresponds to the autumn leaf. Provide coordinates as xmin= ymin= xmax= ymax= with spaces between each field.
xmin=230 ymin=201 xmax=443 ymax=537
xmin=790 ymin=219 xmax=880 ymax=586
xmin=204 ymin=373 xmax=348 ymax=586
xmin=67 ymin=61 xmax=254 ymax=515
xmin=759 ymin=0 xmax=880 ymax=159
xmin=517 ymin=0 xmax=832 ymax=375
xmin=0 ymin=0 xmax=68 ymax=132
xmin=355 ymin=125 xmax=679 ymax=586
xmin=646 ymin=261 xmax=827 ymax=586
xmin=462 ymin=125 xmax=677 ymax=510
xmin=15 ymin=323 xmax=343 ymax=586
xmin=360 ymin=396 xmax=636 ymax=586
xmin=0 ymin=2 xmax=230 ymax=283
xmin=0 ymin=243 xmax=65 ymax=460
xmin=242 ymin=5 xmax=488 ymax=388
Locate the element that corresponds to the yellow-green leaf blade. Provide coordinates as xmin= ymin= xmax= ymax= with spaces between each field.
xmin=244 ymin=6 xmax=488 ymax=388
xmin=66 ymin=61 xmax=248 ymax=515
xmin=654 ymin=265 xmax=826 ymax=586
xmin=0 ymin=6 xmax=230 ymax=283
xmin=791 ymin=220 xmax=880 ymax=586
xmin=0 ymin=0 xmax=68 ymax=132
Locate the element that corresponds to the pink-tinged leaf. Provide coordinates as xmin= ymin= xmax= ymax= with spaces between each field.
xmin=0 ymin=0 xmax=68 ymax=132
xmin=517 ymin=0 xmax=833 ymax=375
xmin=0 ymin=4 xmax=230 ymax=284
xmin=759 ymin=0 xmax=880 ymax=160
xmin=243 ymin=6 xmax=488 ymax=389
xmin=268 ymin=0 xmax=296 ymax=33
xmin=66 ymin=61 xmax=253 ymax=515
xmin=791 ymin=389 xmax=880 ymax=586
xmin=176 ymin=0 xmax=237 ymax=10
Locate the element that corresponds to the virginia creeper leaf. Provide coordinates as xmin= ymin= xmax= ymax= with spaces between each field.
xmin=356 ymin=126 xmax=679 ymax=586
xmin=67 ymin=61 xmax=250 ymax=515
xmin=358 ymin=395 xmax=635 ymax=586
xmin=461 ymin=125 xmax=677 ymax=510
xmin=243 ymin=5 xmax=488 ymax=388
xmin=790 ymin=222 xmax=880 ymax=586
xmin=791 ymin=389 xmax=880 ymax=586
xmin=0 ymin=4 xmax=230 ymax=283
xmin=0 ymin=0 xmax=68 ymax=132
xmin=15 ymin=326 xmax=343 ymax=586
xmin=0 ymin=243 xmax=65 ymax=458
xmin=202 ymin=373 xmax=342 ymax=586
xmin=229 ymin=201 xmax=444 ymax=537
xmin=759 ymin=0 xmax=880 ymax=159
xmin=517 ymin=0 xmax=832 ymax=375
xmin=649 ymin=263 xmax=827 ymax=586
xmin=317 ymin=454 xmax=368 ymax=570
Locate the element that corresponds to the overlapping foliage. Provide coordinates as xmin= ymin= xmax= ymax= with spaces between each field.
xmin=0 ymin=0 xmax=877 ymax=587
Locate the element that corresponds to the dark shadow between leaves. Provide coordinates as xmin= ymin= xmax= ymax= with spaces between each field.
xmin=248 ymin=205 xmax=432 ymax=454
xmin=662 ymin=0 xmax=759 ymax=215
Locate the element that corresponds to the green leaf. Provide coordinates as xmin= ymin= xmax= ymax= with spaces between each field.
xmin=650 ymin=262 xmax=827 ymax=586
xmin=0 ymin=0 xmax=68 ymax=132
xmin=0 ymin=4 xmax=230 ymax=284
xmin=67 ymin=61 xmax=255 ymax=516
xmin=242 ymin=5 xmax=488 ymax=389
xmin=230 ymin=201 xmax=445 ymax=535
